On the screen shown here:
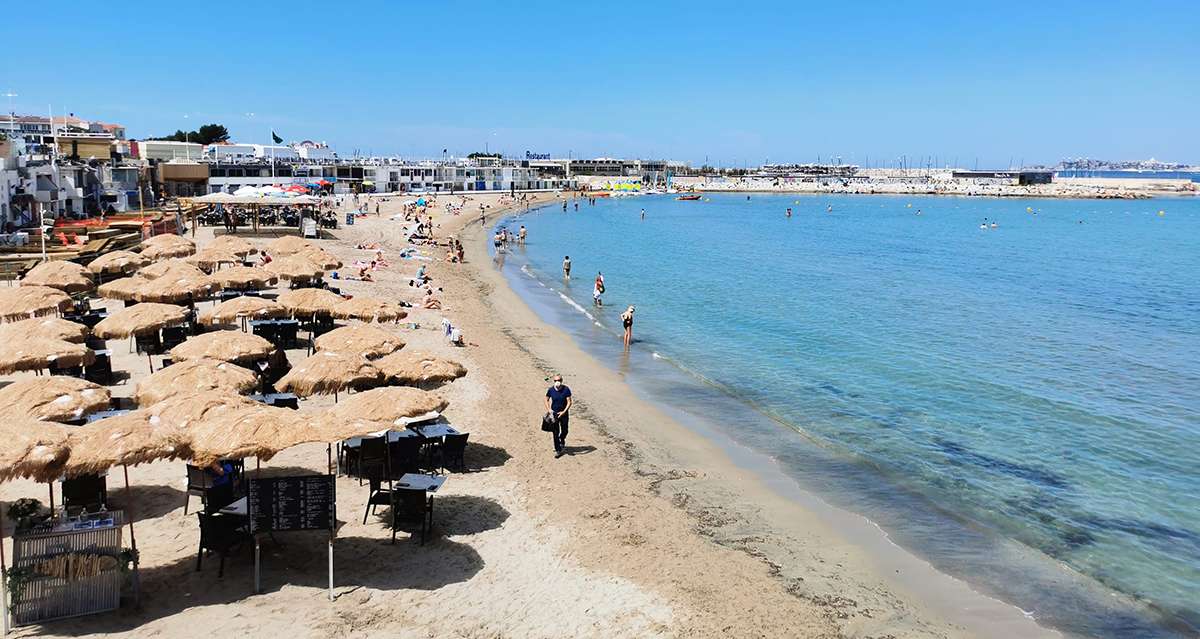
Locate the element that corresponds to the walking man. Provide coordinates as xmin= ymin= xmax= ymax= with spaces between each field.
xmin=545 ymin=374 xmax=573 ymax=457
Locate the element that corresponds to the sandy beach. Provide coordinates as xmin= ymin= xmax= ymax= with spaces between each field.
xmin=1 ymin=192 xmax=1057 ymax=638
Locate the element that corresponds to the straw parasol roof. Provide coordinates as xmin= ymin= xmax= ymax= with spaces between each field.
xmin=0 ymin=317 xmax=89 ymax=343
xmin=169 ymin=330 xmax=274 ymax=364
xmin=131 ymin=270 xmax=218 ymax=303
xmin=333 ymin=297 xmax=409 ymax=322
xmin=264 ymin=255 xmax=324 ymax=281
xmin=313 ymin=324 xmax=405 ymax=358
xmin=88 ymin=250 xmax=149 ymax=275
xmin=0 ymin=286 xmax=72 ymax=322
xmin=0 ymin=337 xmax=95 ymax=375
xmin=141 ymin=233 xmax=196 ymax=260
xmin=96 ymin=275 xmax=145 ymax=301
xmin=59 ymin=392 xmax=250 ymax=475
xmin=210 ymin=235 xmax=259 ymax=257
xmin=315 ymin=387 xmax=447 ymax=428
xmin=0 ymin=377 xmax=111 ymax=422
xmin=186 ymin=246 xmax=243 ymax=270
xmin=275 ymin=351 xmax=382 ymax=396
xmin=211 ymin=266 xmax=277 ymax=289
xmin=266 ymin=235 xmax=316 ymax=256
xmin=297 ymin=247 xmax=342 ymax=270
xmin=93 ymin=302 xmax=188 ymax=338
xmin=21 ymin=261 xmax=94 ymax=292
xmin=140 ymin=258 xmax=207 ymax=280
xmin=277 ymin=288 xmax=345 ymax=316
xmin=183 ymin=402 xmax=313 ymax=466
xmin=374 ymin=350 xmax=467 ymax=385
xmin=199 ymin=296 xmax=286 ymax=325
xmin=0 ymin=419 xmax=72 ymax=483
xmin=135 ymin=358 xmax=258 ymax=406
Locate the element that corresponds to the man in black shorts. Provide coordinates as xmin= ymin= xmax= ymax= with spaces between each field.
xmin=545 ymin=374 xmax=573 ymax=457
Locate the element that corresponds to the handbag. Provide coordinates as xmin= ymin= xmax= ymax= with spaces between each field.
xmin=541 ymin=412 xmax=556 ymax=432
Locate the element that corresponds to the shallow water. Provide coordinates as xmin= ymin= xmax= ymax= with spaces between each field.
xmin=494 ymin=193 xmax=1200 ymax=638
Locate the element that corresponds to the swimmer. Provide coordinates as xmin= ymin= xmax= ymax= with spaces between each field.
xmin=562 ymin=255 xmax=571 ymax=279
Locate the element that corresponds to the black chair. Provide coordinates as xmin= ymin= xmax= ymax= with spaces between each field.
xmin=135 ymin=332 xmax=161 ymax=355
xmin=391 ymin=488 xmax=433 ymax=545
xmin=61 ymin=474 xmax=107 ymax=514
xmin=48 ymin=362 xmax=85 ymax=378
xmin=388 ymin=437 xmax=423 ymax=478
xmin=85 ymin=350 xmax=113 ymax=385
xmin=184 ymin=464 xmax=213 ymax=514
xmin=360 ymin=437 xmax=392 ymax=524
xmin=195 ymin=513 xmax=251 ymax=577
xmin=276 ymin=322 xmax=299 ymax=348
xmin=267 ymin=393 xmax=299 ymax=410
xmin=161 ymin=326 xmax=188 ymax=350
xmin=251 ymin=321 xmax=278 ymax=344
xmin=437 ymin=433 xmax=470 ymax=473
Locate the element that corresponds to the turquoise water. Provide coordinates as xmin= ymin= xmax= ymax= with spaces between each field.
xmin=494 ymin=193 xmax=1200 ymax=637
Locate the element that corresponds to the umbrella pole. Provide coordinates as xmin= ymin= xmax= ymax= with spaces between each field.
xmin=123 ymin=465 xmax=142 ymax=606
xmin=147 ymin=353 xmax=154 ymax=374
xmin=1 ymin=505 xmax=8 ymax=634
xmin=47 ymin=482 xmax=54 ymax=515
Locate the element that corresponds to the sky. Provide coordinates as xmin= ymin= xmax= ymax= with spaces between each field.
xmin=4 ymin=0 xmax=1197 ymax=168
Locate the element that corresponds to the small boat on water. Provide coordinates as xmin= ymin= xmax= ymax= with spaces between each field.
xmin=676 ymin=194 xmax=702 ymax=201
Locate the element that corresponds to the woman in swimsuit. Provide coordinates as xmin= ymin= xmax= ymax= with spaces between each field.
xmin=621 ymin=305 xmax=635 ymax=349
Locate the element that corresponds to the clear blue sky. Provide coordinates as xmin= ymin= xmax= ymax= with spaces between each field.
xmin=5 ymin=1 xmax=1197 ymax=167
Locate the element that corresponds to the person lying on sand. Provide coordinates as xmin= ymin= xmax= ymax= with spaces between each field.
xmin=356 ymin=242 xmax=380 ymax=250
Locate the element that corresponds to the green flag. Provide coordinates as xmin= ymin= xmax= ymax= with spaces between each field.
xmin=271 ymin=131 xmax=283 ymax=144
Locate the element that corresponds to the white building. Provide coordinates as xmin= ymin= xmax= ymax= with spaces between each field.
xmin=134 ymin=140 xmax=203 ymax=162
xmin=204 ymin=143 xmax=257 ymax=162
xmin=296 ymin=145 xmax=336 ymax=161
xmin=249 ymin=145 xmax=300 ymax=161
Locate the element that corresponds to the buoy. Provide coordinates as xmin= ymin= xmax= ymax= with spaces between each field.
xmin=906 ymin=203 xmax=912 ymax=208
xmin=1158 ymin=210 xmax=1165 ymax=216
xmin=1026 ymin=206 xmax=1033 ymax=213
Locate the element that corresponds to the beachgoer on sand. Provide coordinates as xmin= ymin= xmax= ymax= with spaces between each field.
xmin=545 ymin=374 xmax=573 ymax=457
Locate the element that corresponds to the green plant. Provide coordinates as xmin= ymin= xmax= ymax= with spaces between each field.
xmin=5 ymin=567 xmax=34 ymax=613
xmin=6 ymin=498 xmax=48 ymax=532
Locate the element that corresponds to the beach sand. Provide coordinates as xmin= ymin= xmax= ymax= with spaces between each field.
xmin=1 ymin=192 xmax=1055 ymax=638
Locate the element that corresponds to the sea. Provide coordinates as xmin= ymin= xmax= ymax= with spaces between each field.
xmin=492 ymin=193 xmax=1199 ymax=638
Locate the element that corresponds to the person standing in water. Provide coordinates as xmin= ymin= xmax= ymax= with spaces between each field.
xmin=621 ymin=305 xmax=635 ymax=349
xmin=786 ymin=208 xmax=792 ymax=218
xmin=640 ymin=208 xmax=646 ymax=220
xmin=562 ymin=255 xmax=571 ymax=279
xmin=519 ymin=225 xmax=527 ymax=244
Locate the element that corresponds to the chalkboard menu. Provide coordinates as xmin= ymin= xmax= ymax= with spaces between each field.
xmin=248 ymin=475 xmax=335 ymax=534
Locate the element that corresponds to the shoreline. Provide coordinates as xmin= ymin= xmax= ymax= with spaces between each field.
xmin=455 ymin=196 xmax=1060 ymax=637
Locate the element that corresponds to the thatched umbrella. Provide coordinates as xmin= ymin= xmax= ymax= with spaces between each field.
xmin=211 ymin=266 xmax=277 ymax=290
xmin=93 ymin=302 xmax=188 ymax=338
xmin=0 ymin=377 xmax=111 ymax=422
xmin=183 ymin=402 xmax=312 ymax=466
xmin=374 ymin=350 xmax=467 ymax=386
xmin=88 ymin=250 xmax=149 ymax=276
xmin=59 ymin=392 xmax=249 ymax=475
xmin=0 ymin=337 xmax=95 ymax=375
xmin=264 ymin=255 xmax=323 ymax=282
xmin=266 ymin=235 xmax=316 ymax=256
xmin=131 ymin=271 xmax=218 ymax=304
xmin=333 ymin=297 xmax=408 ymax=323
xmin=315 ymin=387 xmax=447 ymax=428
xmin=140 ymin=258 xmax=207 ymax=280
xmin=0 ymin=317 xmax=89 ymax=343
xmin=297 ymin=247 xmax=342 ymax=270
xmin=134 ymin=358 xmax=258 ymax=406
xmin=96 ymin=275 xmax=145 ymax=302
xmin=169 ymin=330 xmax=274 ymax=365
xmin=0 ymin=419 xmax=72 ymax=483
xmin=199 ymin=296 xmax=286 ymax=326
xmin=275 ymin=351 xmax=382 ymax=398
xmin=313 ymin=324 xmax=405 ymax=358
xmin=141 ymin=234 xmax=196 ymax=260
xmin=277 ymin=288 xmax=345 ymax=317
xmin=21 ymin=261 xmax=94 ymax=293
xmin=0 ymin=286 xmax=72 ymax=322
xmin=210 ymin=235 xmax=258 ymax=257
xmin=186 ymin=246 xmax=243 ymax=271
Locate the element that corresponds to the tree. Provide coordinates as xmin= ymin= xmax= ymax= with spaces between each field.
xmin=150 ymin=123 xmax=230 ymax=145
